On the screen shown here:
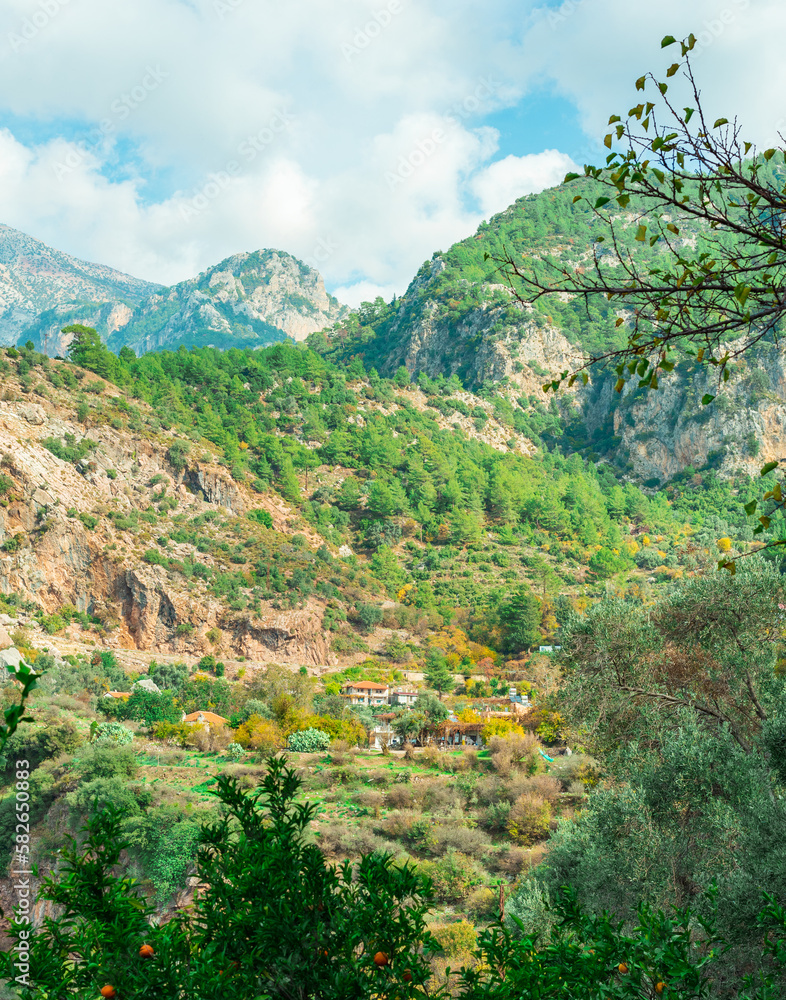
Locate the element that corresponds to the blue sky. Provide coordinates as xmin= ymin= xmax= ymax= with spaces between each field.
xmin=0 ymin=0 xmax=778 ymax=305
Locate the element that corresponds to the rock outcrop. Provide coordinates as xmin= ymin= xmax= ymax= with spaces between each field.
xmin=0 ymin=375 xmax=336 ymax=664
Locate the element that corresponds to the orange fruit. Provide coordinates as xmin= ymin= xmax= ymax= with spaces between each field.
xmin=100 ymin=988 xmax=116 ymax=999
xmin=403 ymin=969 xmax=413 ymax=982
xmin=618 ymin=963 xmax=629 ymax=974
xmin=139 ymin=944 xmax=154 ymax=958
xmin=373 ymin=951 xmax=389 ymax=967
xmin=656 ymin=983 xmax=666 ymax=994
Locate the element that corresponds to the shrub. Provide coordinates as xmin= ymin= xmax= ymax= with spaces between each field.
xmin=490 ymin=732 xmax=541 ymax=775
xmin=418 ymin=849 xmax=485 ymax=903
xmin=504 ymin=878 xmax=554 ymax=941
xmin=94 ymin=721 xmax=134 ymax=746
xmin=466 ymin=886 xmax=498 ymax=919
xmin=356 ymin=602 xmax=383 ymax=632
xmin=489 ymin=845 xmax=530 ymax=875
xmin=248 ymin=508 xmax=273 ymax=529
xmin=287 ymin=727 xmax=331 ymax=753
xmin=226 ymin=742 xmax=244 ymax=762
xmin=73 ymin=744 xmax=138 ymax=782
xmin=431 ymin=919 xmax=478 ymax=957
xmin=482 ymin=800 xmax=513 ymax=832
xmin=385 ymin=786 xmax=416 ymax=810
xmin=430 ymin=825 xmax=492 ymax=859
xmin=507 ymin=792 xmax=552 ymax=845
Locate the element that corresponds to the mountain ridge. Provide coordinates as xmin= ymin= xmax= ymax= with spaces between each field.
xmin=0 ymin=226 xmax=348 ymax=357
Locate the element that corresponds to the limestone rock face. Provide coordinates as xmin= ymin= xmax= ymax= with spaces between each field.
xmin=113 ymin=249 xmax=347 ymax=353
xmin=0 ymin=224 xmax=160 ymax=349
xmin=607 ymin=346 xmax=786 ymax=483
xmin=0 ymin=389 xmax=335 ymax=664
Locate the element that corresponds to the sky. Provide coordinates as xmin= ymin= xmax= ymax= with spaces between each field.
xmin=0 ymin=0 xmax=782 ymax=306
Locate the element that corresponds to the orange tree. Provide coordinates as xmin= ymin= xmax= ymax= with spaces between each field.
xmin=3 ymin=757 xmax=786 ymax=998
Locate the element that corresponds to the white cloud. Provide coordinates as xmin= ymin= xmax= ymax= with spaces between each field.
xmin=471 ymin=150 xmax=578 ymax=217
xmin=0 ymin=0 xmax=781 ymax=305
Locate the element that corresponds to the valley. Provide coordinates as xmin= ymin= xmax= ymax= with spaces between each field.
xmin=0 ymin=177 xmax=785 ymax=997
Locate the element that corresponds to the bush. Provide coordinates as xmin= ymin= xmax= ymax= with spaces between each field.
xmin=248 ymin=508 xmax=273 ymax=528
xmin=430 ymin=825 xmax=492 ymax=859
xmin=287 ymin=727 xmax=331 ymax=753
xmin=418 ymin=849 xmax=485 ymax=903
xmin=356 ymin=602 xmax=383 ymax=632
xmin=94 ymin=721 xmax=134 ymax=746
xmin=504 ymin=878 xmax=554 ymax=941
xmin=431 ymin=919 xmax=478 ymax=957
xmin=226 ymin=742 xmax=245 ymax=762
xmin=507 ymin=792 xmax=552 ymax=845
xmin=73 ymin=744 xmax=138 ymax=782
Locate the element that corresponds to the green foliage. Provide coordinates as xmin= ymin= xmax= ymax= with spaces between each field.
xmin=94 ymin=721 xmax=134 ymax=746
xmin=248 ymin=507 xmax=274 ymax=528
xmin=356 ymin=602 xmax=383 ymax=632
xmin=2 ymin=720 xmax=83 ymax=771
xmin=288 ymin=727 xmax=331 ymax=752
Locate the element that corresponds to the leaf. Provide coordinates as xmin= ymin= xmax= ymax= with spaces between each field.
xmin=713 ymin=118 xmax=729 ymax=129
xmin=615 ymin=317 xmax=624 ymax=328
xmin=696 ymin=348 xmax=705 ymax=363
xmin=684 ymin=108 xmax=695 ymax=124
xmin=718 ymin=560 xmax=736 ymax=575
xmin=761 ymin=462 xmax=779 ymax=476
xmin=604 ymin=134 xmax=613 ymax=149
xmin=594 ymin=197 xmax=611 ymax=209
xmin=744 ymin=500 xmax=758 ymax=516
xmin=666 ymin=62 xmax=680 ymax=78
xmin=563 ymin=172 xmax=580 ymax=183
xmin=617 ymin=194 xmax=630 ymax=208
xmin=614 ymin=378 xmax=625 ymax=393
xmin=658 ymin=82 xmax=668 ymax=95
xmin=635 ymin=75 xmax=646 ymax=91
xmin=666 ymin=223 xmax=679 ymax=235
xmin=661 ymin=35 xmax=677 ymax=47
xmin=635 ymin=225 xmax=647 ymax=242
xmin=734 ymin=283 xmax=750 ymax=306
xmin=701 ymin=394 xmax=715 ymax=406
xmin=764 ymin=148 xmax=776 ymax=160
xmin=572 ymin=195 xmax=582 ymax=204
xmin=608 ymin=115 xmax=621 ymax=125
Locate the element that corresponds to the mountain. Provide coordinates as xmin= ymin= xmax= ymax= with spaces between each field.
xmin=108 ymin=249 xmax=347 ymax=354
xmin=0 ymin=224 xmax=161 ymax=354
xmin=311 ymin=182 xmax=786 ymax=489
xmin=0 ymin=227 xmax=348 ymax=357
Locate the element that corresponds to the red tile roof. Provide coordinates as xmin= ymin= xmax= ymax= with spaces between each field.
xmin=343 ymin=681 xmax=389 ymax=690
xmin=183 ymin=711 xmax=229 ymax=726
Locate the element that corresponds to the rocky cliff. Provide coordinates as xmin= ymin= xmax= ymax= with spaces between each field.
xmin=0 ymin=224 xmax=160 ymax=350
xmin=321 ymin=186 xmax=786 ymax=488
xmin=0 ymin=226 xmax=347 ymax=358
xmin=108 ymin=249 xmax=348 ymax=354
xmin=0 ymin=366 xmax=339 ymax=667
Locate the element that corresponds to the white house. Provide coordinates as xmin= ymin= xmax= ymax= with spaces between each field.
xmin=390 ymin=688 xmax=418 ymax=708
xmin=341 ymin=681 xmax=390 ymax=706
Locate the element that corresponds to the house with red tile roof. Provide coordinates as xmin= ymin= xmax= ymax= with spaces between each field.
xmin=182 ymin=711 xmax=229 ymax=727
